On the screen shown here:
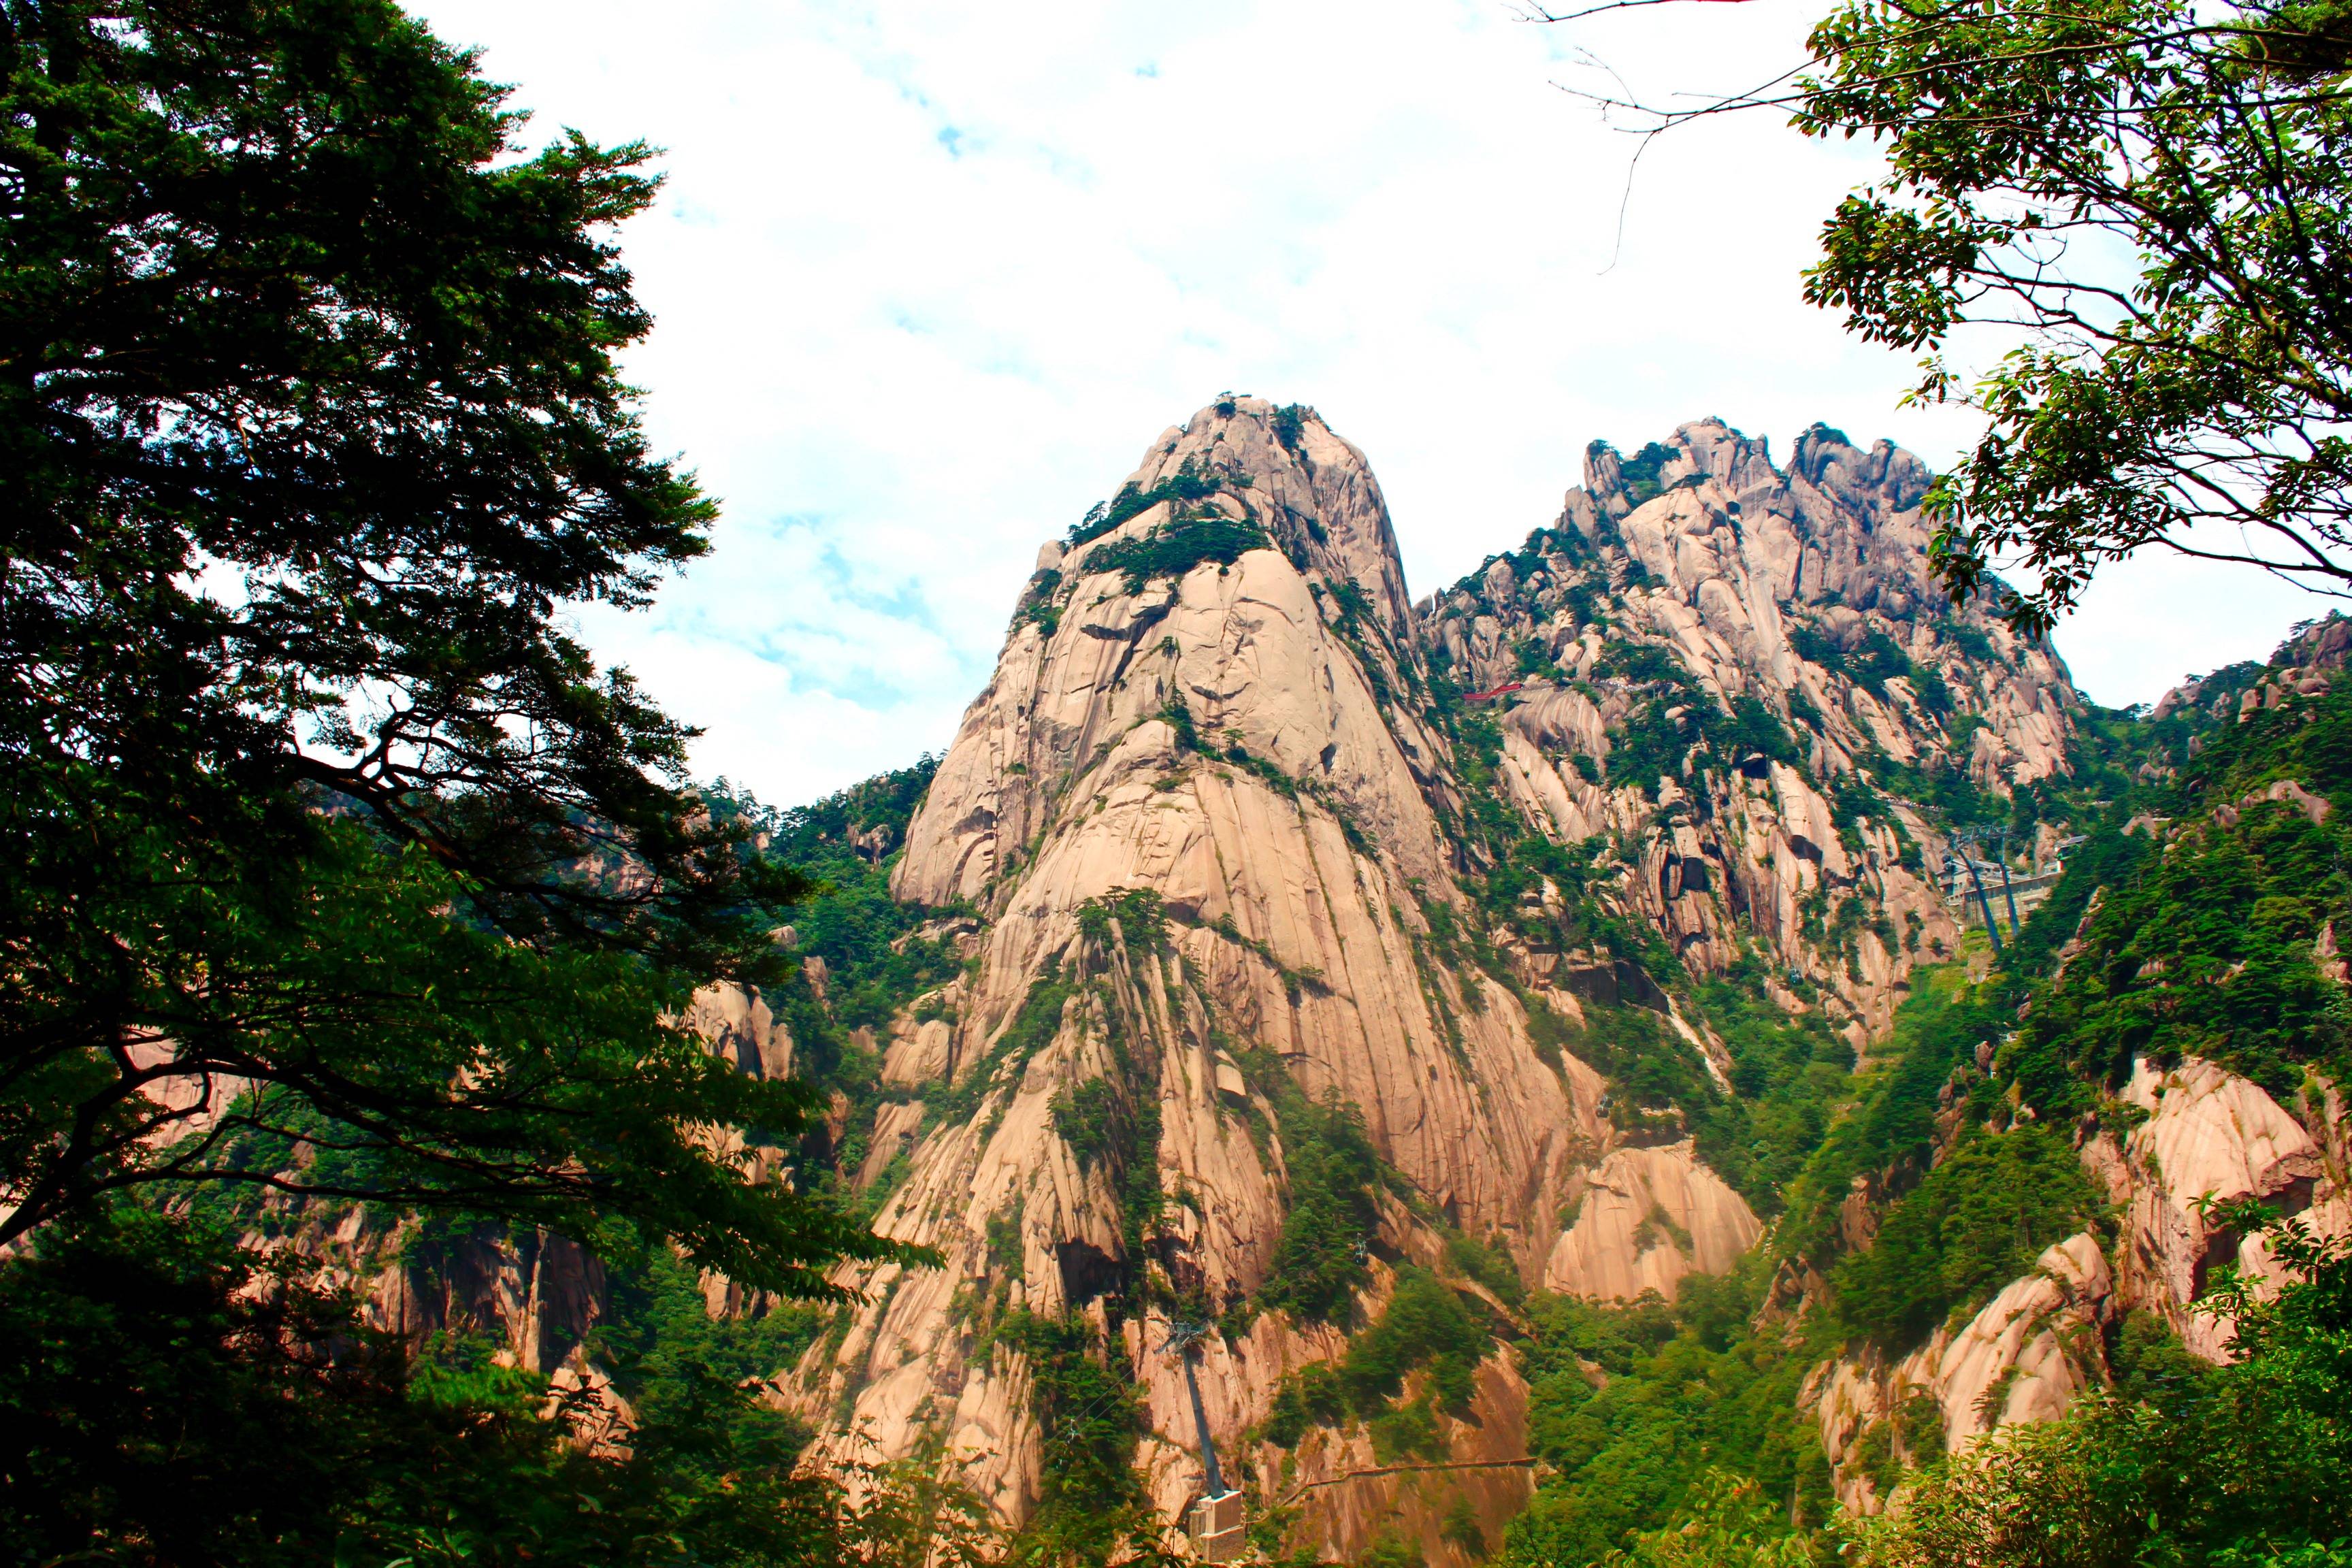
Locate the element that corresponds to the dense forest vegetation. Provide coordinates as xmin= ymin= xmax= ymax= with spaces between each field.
xmin=1484 ymin=630 xmax=2352 ymax=1568
xmin=0 ymin=2 xmax=938 ymax=1559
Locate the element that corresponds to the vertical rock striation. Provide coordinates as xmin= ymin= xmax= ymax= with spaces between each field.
xmin=785 ymin=398 xmax=2079 ymax=1560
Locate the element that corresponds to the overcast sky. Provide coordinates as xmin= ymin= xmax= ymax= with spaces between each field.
xmin=411 ymin=0 xmax=2319 ymax=808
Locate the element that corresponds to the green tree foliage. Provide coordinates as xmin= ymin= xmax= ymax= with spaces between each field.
xmin=1833 ymin=1124 xmax=2105 ymax=1348
xmin=1602 ymin=1473 xmax=1823 ymax=1568
xmin=1343 ymin=1269 xmax=1492 ymax=1458
xmin=1850 ymin=1207 xmax=2352 ymax=1568
xmin=590 ymin=1247 xmax=826 ymax=1453
xmin=1503 ymin=1260 xmax=1835 ymax=1568
xmin=1254 ymin=1096 xmax=1384 ymax=1324
xmin=1043 ymin=951 xmax=1165 ymax=1274
xmin=1605 ymin=440 xmax=1683 ymax=506
xmin=1699 ymin=962 xmax=1859 ymax=1189
xmin=932 ymin=971 xmax=1076 ymax=1130
xmin=1499 ymin=962 xmax=2101 ymax=1563
xmin=710 ymin=761 xmax=960 ymax=1047
xmin=1997 ymin=827 xmax=2151 ymax=979
xmin=1565 ymin=1002 xmax=1714 ymax=1131
xmin=0 ymin=4 xmax=915 ymax=1559
xmin=1786 ymin=622 xmax=1956 ymax=716
xmin=1446 ymin=1229 xmax=1528 ymax=1307
xmin=991 ymin=1311 xmax=1171 ymax=1568
xmin=1774 ymin=967 xmax=2011 ymax=1266
xmin=1535 ymin=981 xmax=1854 ymax=1217
xmin=0 ymin=0 xmax=885 ymax=1286
xmin=1999 ymin=683 xmax=2352 ymax=1109
xmin=1258 ymin=1269 xmax=1494 ymax=1460
xmin=0 ymin=1210 xmax=991 ymax=1568
xmin=1068 ymin=457 xmax=1228 ymax=547
xmin=1794 ymin=0 xmax=2352 ymax=632
xmin=1789 ymin=625 xmax=1918 ymax=703
xmin=1473 ymin=602 xmax=2349 ymax=1567
xmin=2005 ymin=808 xmax=2350 ymax=1105
xmin=18 ymin=823 xmax=887 ymax=1295
xmin=1083 ymin=512 xmax=1273 ymax=595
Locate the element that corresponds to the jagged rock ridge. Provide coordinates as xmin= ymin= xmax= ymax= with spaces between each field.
xmin=1421 ymin=419 xmax=2076 ymax=1038
xmin=784 ymin=398 xmax=2078 ymax=1561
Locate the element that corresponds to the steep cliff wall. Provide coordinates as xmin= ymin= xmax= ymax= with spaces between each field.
xmin=794 ymin=401 xmax=1607 ymax=1559
xmin=1420 ymin=421 xmax=2074 ymax=1038
xmin=779 ymin=398 xmax=2086 ymax=1561
xmin=1803 ymin=617 xmax=2352 ymax=1515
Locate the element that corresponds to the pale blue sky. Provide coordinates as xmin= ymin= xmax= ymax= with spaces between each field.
xmin=412 ymin=0 xmax=2317 ymax=807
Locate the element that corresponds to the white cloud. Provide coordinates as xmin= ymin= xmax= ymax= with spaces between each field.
xmin=409 ymin=0 xmax=2318 ymax=800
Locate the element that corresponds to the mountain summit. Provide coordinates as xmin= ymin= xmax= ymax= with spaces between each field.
xmin=210 ymin=395 xmax=2348 ymax=1565
xmin=778 ymin=397 xmax=2087 ymax=1556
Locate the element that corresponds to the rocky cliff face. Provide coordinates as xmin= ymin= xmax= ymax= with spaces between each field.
xmin=798 ymin=402 xmax=1597 ymax=1558
xmin=1812 ymin=1052 xmax=2351 ymax=1516
xmin=2096 ymin=1058 xmax=2350 ymax=1360
xmin=1802 ymin=613 xmax=2352 ymax=1515
xmin=1421 ymin=420 xmax=2075 ymax=1039
xmin=780 ymin=398 xmax=2082 ymax=1561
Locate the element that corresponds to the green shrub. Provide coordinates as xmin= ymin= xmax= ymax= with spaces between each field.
xmin=1791 ymin=625 xmax=1922 ymax=702
xmin=1833 ymin=1124 xmax=2104 ymax=1348
xmin=1326 ymin=578 xmax=1376 ymax=634
xmin=992 ymin=1311 xmax=1158 ymax=1565
xmin=930 ymin=973 xmax=1074 ymax=1128
xmin=1942 ymin=621 xmax=1998 ymax=663
xmin=1446 ymin=1231 xmax=1526 ymax=1307
xmin=1258 ymin=1360 xmax=1347 ymax=1448
xmin=1849 ymin=1211 xmax=2351 ymax=1568
xmin=1614 ymin=440 xmax=1680 ymax=504
xmin=1014 ymin=568 xmax=1063 ymax=638
xmin=1586 ymin=1472 xmax=1822 ymax=1568
xmin=1558 ymin=1002 xmax=1713 ymax=1128
xmin=1256 ymin=1268 xmax=1492 ymax=1457
xmin=1049 ymin=1079 xmax=1124 ymax=1171
xmin=1081 ymin=512 xmax=1270 ymax=594
xmin=1068 ymin=459 xmax=1224 ymax=546
xmin=2003 ymin=791 xmax=2351 ymax=1100
xmin=1681 ymin=960 xmax=1856 ymax=1211
xmin=1256 ymin=1097 xmax=1384 ymax=1324
xmin=1505 ymin=1260 xmax=1835 ymax=1567
xmin=1273 ymin=403 xmax=1311 ymax=457
xmin=1774 ymin=968 xmax=2004 ymax=1265
xmin=592 ymin=1247 xmax=821 ymax=1447
xmin=1595 ymin=642 xmax=1684 ymax=685
xmin=1341 ymin=1269 xmax=1489 ymax=1416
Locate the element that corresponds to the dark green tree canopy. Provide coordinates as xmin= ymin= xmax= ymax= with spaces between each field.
xmin=0 ymin=1210 xmax=998 ymax=1566
xmin=1792 ymin=0 xmax=2352 ymax=632
xmin=0 ymin=0 xmax=889 ymax=1289
xmin=2 ymin=0 xmax=779 ymax=952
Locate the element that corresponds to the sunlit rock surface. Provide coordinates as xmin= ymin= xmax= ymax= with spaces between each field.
xmin=784 ymin=399 xmax=2085 ymax=1557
